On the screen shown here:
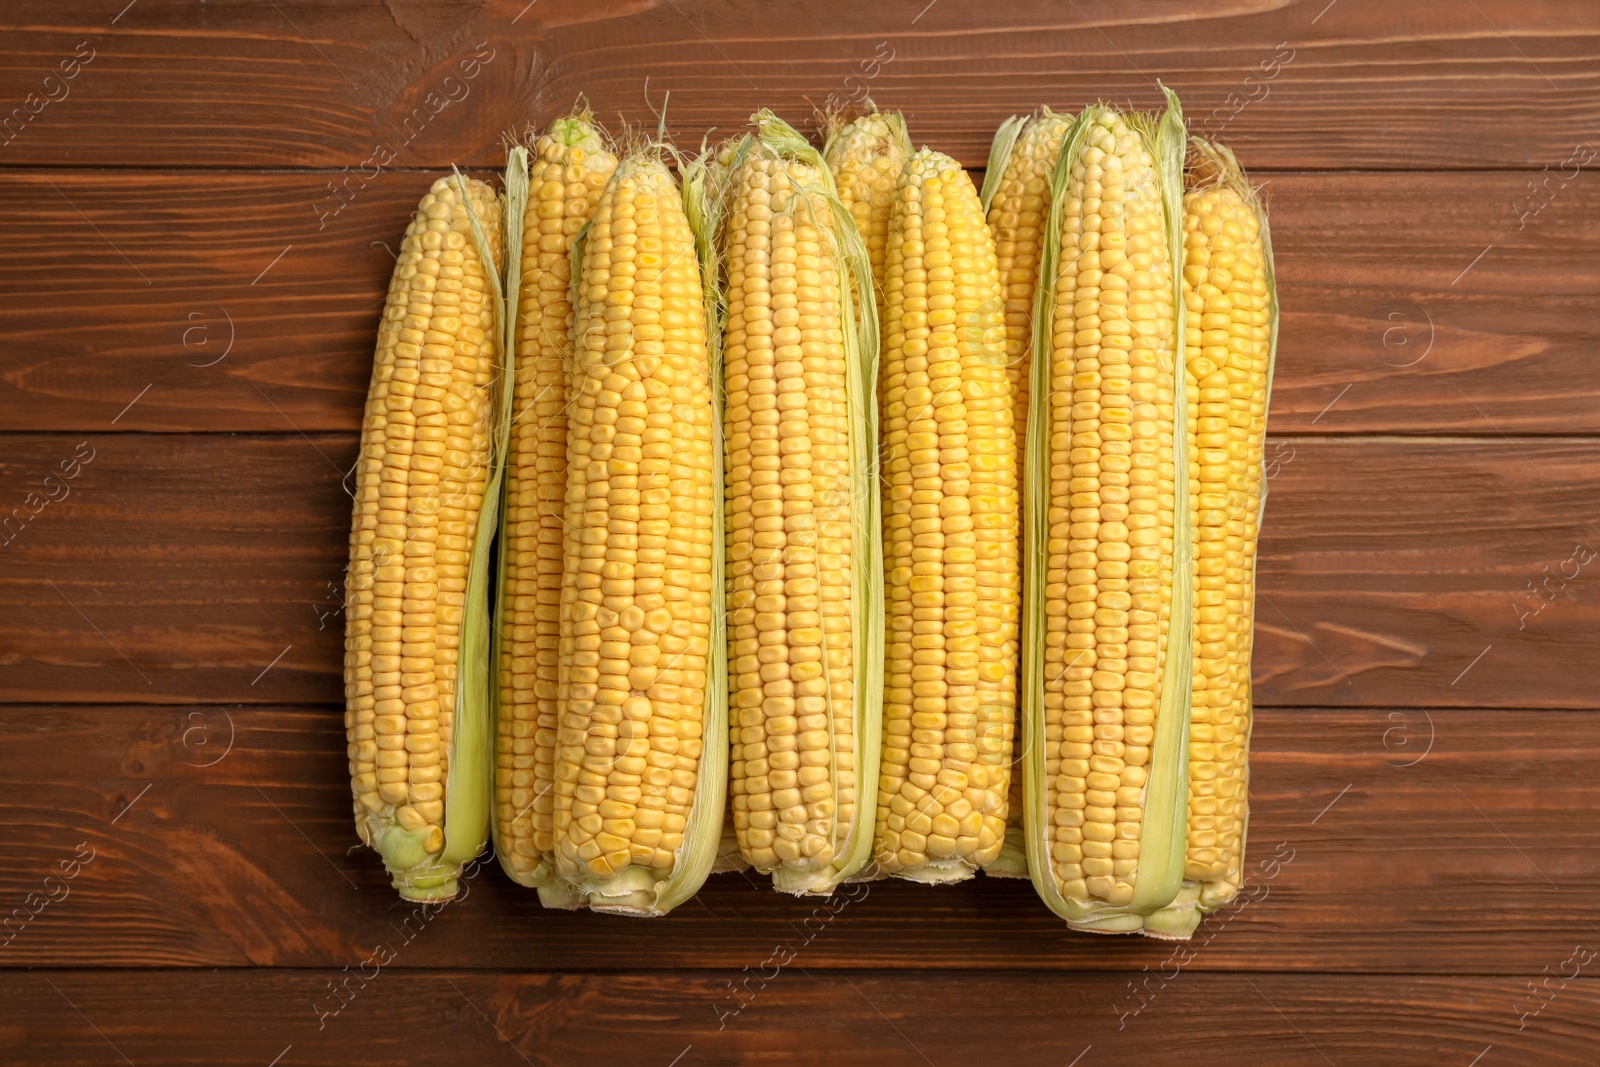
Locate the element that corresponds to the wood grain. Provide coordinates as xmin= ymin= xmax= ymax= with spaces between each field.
xmin=3 ymin=170 xmax=1598 ymax=435
xmin=2 ymin=705 xmax=1595 ymax=972
xmin=2 ymin=970 xmax=1595 ymax=1066
xmin=4 ymin=2 xmax=1598 ymax=1054
xmin=0 ymin=0 xmax=1595 ymax=170
xmin=0 ymin=170 xmax=478 ymax=435
xmin=3 ymin=434 xmax=1595 ymax=707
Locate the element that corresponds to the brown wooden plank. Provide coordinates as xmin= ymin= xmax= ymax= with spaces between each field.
xmin=3 ymin=434 xmax=1595 ymax=707
xmin=2 ymin=705 xmax=1595 ymax=972
xmin=3 ymin=170 xmax=1598 ymax=435
xmin=0 ymin=170 xmax=478 ymax=435
xmin=0 ymin=435 xmax=347 ymax=705
xmin=0 ymin=1 xmax=1595 ymax=170
xmin=2 ymin=969 xmax=1595 ymax=1065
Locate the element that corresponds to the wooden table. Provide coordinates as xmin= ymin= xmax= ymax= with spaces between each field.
xmin=2 ymin=2 xmax=1597 ymax=1063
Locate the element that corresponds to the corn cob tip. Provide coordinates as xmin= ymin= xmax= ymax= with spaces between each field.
xmin=544 ymin=113 xmax=607 ymax=151
xmin=1185 ymin=136 xmax=1263 ymax=211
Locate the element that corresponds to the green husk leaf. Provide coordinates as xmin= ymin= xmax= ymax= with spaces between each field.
xmin=702 ymin=134 xmax=753 ymax=236
xmin=1023 ymin=88 xmax=1194 ymax=934
xmin=744 ymin=109 xmax=885 ymax=895
xmin=1123 ymin=85 xmax=1192 ymax=924
xmin=889 ymin=111 xmax=913 ymax=160
xmin=978 ymin=113 xmax=1029 ymax=214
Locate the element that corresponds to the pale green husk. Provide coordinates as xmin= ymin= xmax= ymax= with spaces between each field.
xmin=739 ymin=110 xmax=885 ymax=896
xmin=373 ymin=166 xmax=520 ymax=901
xmin=978 ymin=113 xmax=1029 ymax=215
xmin=1023 ymin=87 xmax=1195 ymax=935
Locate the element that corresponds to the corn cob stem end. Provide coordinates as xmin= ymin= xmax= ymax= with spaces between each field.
xmin=1065 ymin=912 xmax=1149 ymax=936
xmin=1139 ymin=883 xmax=1205 ymax=940
xmin=377 ymin=826 xmax=462 ymax=901
xmin=983 ymin=826 xmax=1031 ymax=878
xmin=769 ymin=867 xmax=845 ymax=897
xmin=535 ymin=881 xmax=585 ymax=911
xmin=541 ymin=868 xmax=666 ymax=917
xmin=1199 ymin=880 xmax=1239 ymax=911
xmin=496 ymin=854 xmax=555 ymax=891
xmin=891 ymin=861 xmax=978 ymax=886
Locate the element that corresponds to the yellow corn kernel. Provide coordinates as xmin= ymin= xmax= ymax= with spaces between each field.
xmin=986 ymin=110 xmax=1073 ymax=456
xmin=1043 ymin=110 xmax=1178 ymax=911
xmin=496 ymin=116 xmax=618 ymax=884
xmin=824 ymin=109 xmax=910 ymax=320
xmin=983 ymin=110 xmax=1073 ymax=859
xmin=722 ymin=148 xmax=858 ymax=878
xmin=555 ymin=155 xmax=717 ymax=889
xmin=875 ymin=149 xmax=1019 ymax=881
xmin=346 ymin=174 xmax=502 ymax=898
xmin=1180 ymin=140 xmax=1273 ymax=911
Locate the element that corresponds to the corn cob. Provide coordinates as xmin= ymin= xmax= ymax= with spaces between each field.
xmin=692 ymin=134 xmax=758 ymax=879
xmin=979 ymin=108 xmax=1074 ymax=877
xmin=1022 ymin=90 xmax=1197 ymax=934
xmin=345 ymin=173 xmax=506 ymax=900
xmin=720 ymin=111 xmax=883 ymax=893
xmin=983 ymin=108 xmax=1074 ymax=471
xmin=543 ymin=149 xmax=727 ymax=915
xmin=494 ymin=115 xmax=618 ymax=888
xmin=1172 ymin=138 xmax=1275 ymax=917
xmin=823 ymin=109 xmax=911 ymax=318
xmin=705 ymin=136 xmax=747 ymax=211
xmin=687 ymin=144 xmax=757 ymax=880
xmin=875 ymin=147 xmax=1020 ymax=881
